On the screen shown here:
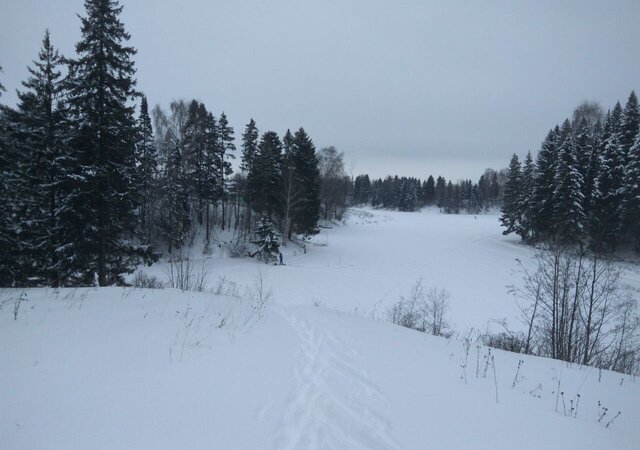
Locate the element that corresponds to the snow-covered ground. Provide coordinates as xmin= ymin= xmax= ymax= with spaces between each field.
xmin=2 ymin=208 xmax=639 ymax=449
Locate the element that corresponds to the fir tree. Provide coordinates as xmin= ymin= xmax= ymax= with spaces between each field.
xmin=289 ymin=128 xmax=320 ymax=236
xmin=500 ymin=154 xmax=522 ymax=236
xmin=66 ymin=0 xmax=156 ymax=285
xmin=593 ymin=104 xmax=625 ymax=252
xmin=7 ymin=30 xmax=75 ymax=286
xmin=435 ymin=176 xmax=446 ymax=209
xmin=0 ymin=79 xmax=19 ymax=285
xmin=216 ymin=112 xmax=235 ymax=229
xmin=247 ymin=131 xmax=283 ymax=218
xmin=424 ymin=175 xmax=435 ymax=205
xmin=252 ymin=216 xmax=281 ymax=263
xmin=135 ymin=95 xmax=158 ymax=241
xmin=241 ymin=118 xmax=259 ymax=173
xmin=532 ymin=127 xmax=560 ymax=239
xmin=620 ymin=91 xmax=639 ymax=161
xmin=519 ymin=151 xmax=535 ymax=239
xmin=623 ymin=132 xmax=640 ymax=250
xmin=552 ymin=119 xmax=585 ymax=245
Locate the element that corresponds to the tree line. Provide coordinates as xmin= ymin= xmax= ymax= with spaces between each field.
xmin=0 ymin=0 xmax=334 ymax=287
xmin=500 ymin=93 xmax=640 ymax=254
xmin=352 ymin=168 xmax=504 ymax=213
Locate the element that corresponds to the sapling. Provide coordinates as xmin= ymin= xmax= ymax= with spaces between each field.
xmin=512 ymin=359 xmax=524 ymax=388
xmin=475 ymin=345 xmax=481 ymax=378
xmin=605 ymin=411 xmax=621 ymax=428
xmin=554 ymin=377 xmax=562 ymax=413
xmin=482 ymin=348 xmax=492 ymax=378
xmin=561 ymin=392 xmax=567 ymax=415
xmin=14 ymin=292 xmax=27 ymax=320
xmin=597 ymin=401 xmax=608 ymax=423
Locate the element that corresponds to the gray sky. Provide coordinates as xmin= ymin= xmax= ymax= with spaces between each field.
xmin=1 ymin=0 xmax=639 ymax=180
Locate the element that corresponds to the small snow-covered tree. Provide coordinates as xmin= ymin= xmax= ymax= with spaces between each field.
xmin=252 ymin=217 xmax=280 ymax=263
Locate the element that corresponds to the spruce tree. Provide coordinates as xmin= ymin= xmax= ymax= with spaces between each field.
xmin=135 ymin=95 xmax=158 ymax=241
xmin=620 ymin=91 xmax=639 ymax=161
xmin=247 ymin=131 xmax=283 ymax=218
xmin=424 ymin=175 xmax=435 ymax=205
xmin=435 ymin=176 xmax=446 ymax=209
xmin=532 ymin=127 xmax=560 ymax=239
xmin=552 ymin=119 xmax=584 ymax=246
xmin=0 ymin=72 xmax=19 ymax=285
xmin=289 ymin=128 xmax=320 ymax=236
xmin=593 ymin=104 xmax=625 ymax=252
xmin=252 ymin=216 xmax=281 ymax=263
xmin=66 ymin=0 xmax=155 ymax=285
xmin=216 ymin=112 xmax=235 ymax=229
xmin=519 ymin=151 xmax=535 ymax=240
xmin=500 ymin=154 xmax=522 ymax=236
xmin=241 ymin=118 xmax=259 ymax=173
xmin=7 ymin=30 xmax=76 ymax=286
xmin=623 ymin=132 xmax=640 ymax=250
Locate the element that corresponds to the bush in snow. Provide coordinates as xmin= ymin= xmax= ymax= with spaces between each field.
xmin=132 ymin=271 xmax=165 ymax=289
xmin=388 ymin=279 xmax=452 ymax=337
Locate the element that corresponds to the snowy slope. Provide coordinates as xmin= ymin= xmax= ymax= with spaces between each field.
xmin=1 ymin=287 xmax=638 ymax=449
xmin=2 ymin=209 xmax=639 ymax=449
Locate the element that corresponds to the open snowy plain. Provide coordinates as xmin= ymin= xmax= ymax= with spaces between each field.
xmin=2 ymin=208 xmax=639 ymax=449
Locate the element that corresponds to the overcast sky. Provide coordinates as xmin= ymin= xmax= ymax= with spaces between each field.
xmin=1 ymin=0 xmax=639 ymax=180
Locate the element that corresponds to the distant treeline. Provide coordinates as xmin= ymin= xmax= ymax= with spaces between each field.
xmin=352 ymin=169 xmax=505 ymax=213
xmin=500 ymin=92 xmax=640 ymax=253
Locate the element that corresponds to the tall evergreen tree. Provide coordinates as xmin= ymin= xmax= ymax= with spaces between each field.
xmin=532 ymin=127 xmax=560 ymax=239
xmin=519 ymin=151 xmax=536 ymax=240
xmin=66 ymin=0 xmax=155 ymax=285
xmin=552 ymin=119 xmax=585 ymax=245
xmin=289 ymin=128 xmax=320 ymax=236
xmin=6 ymin=30 xmax=75 ymax=286
xmin=135 ymin=95 xmax=158 ymax=241
xmin=424 ymin=175 xmax=435 ymax=205
xmin=216 ymin=112 xmax=235 ymax=229
xmin=620 ymin=91 xmax=639 ymax=161
xmin=0 ymin=66 xmax=19 ymax=285
xmin=247 ymin=131 xmax=283 ymax=218
xmin=500 ymin=154 xmax=522 ymax=236
xmin=241 ymin=118 xmax=259 ymax=173
xmin=593 ymin=104 xmax=625 ymax=252
xmin=623 ymin=132 xmax=640 ymax=249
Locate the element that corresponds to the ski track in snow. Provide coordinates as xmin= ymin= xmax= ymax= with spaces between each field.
xmin=274 ymin=311 xmax=403 ymax=450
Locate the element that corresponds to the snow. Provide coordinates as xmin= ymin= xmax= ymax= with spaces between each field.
xmin=2 ymin=208 xmax=639 ymax=449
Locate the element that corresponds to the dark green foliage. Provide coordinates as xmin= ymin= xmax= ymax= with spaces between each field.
xmin=241 ymin=118 xmax=258 ymax=173
xmin=500 ymin=91 xmax=640 ymax=254
xmin=532 ymin=127 xmax=560 ymax=240
xmin=552 ymin=119 xmax=584 ymax=246
xmin=593 ymin=104 xmax=625 ymax=252
xmin=500 ymin=154 xmax=522 ymax=236
xmin=247 ymin=131 xmax=283 ymax=218
xmin=2 ymin=31 xmax=79 ymax=286
xmin=623 ymin=133 xmax=640 ymax=249
xmin=66 ymin=0 xmax=157 ymax=285
xmin=288 ymin=128 xmax=320 ymax=236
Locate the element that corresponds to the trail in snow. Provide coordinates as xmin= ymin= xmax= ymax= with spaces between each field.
xmin=274 ymin=310 xmax=403 ymax=450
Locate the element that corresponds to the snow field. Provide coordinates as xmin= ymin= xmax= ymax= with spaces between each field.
xmin=2 ymin=208 xmax=639 ymax=449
